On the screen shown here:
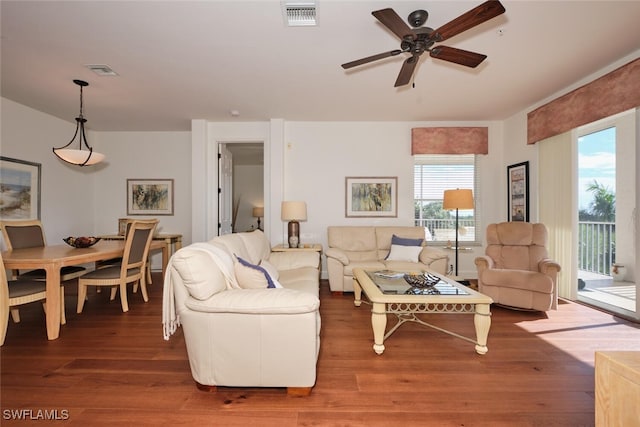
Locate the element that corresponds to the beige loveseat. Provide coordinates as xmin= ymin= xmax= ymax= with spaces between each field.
xmin=162 ymin=230 xmax=321 ymax=396
xmin=326 ymin=226 xmax=449 ymax=293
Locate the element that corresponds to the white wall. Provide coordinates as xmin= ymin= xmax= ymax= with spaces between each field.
xmin=91 ymin=131 xmax=191 ymax=269
xmin=91 ymin=131 xmax=191 ymax=238
xmin=233 ymin=164 xmax=264 ymax=232
xmin=1 ymin=98 xmax=95 ymax=248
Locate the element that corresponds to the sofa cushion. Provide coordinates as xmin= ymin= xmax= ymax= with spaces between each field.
xmin=238 ymin=229 xmax=272 ymax=264
xmin=344 ymin=260 xmax=386 ymax=276
xmin=171 ymin=248 xmax=228 ymax=300
xmin=386 ymin=244 xmax=422 ymax=262
xmin=234 ymin=256 xmax=280 ymax=289
xmin=213 ymin=233 xmax=251 ymax=262
xmin=278 ymin=268 xmax=320 ymax=297
xmin=384 ymin=260 xmax=429 ymax=273
xmin=259 ymin=259 xmax=280 ymax=280
xmin=328 ymin=226 xmax=377 ymax=251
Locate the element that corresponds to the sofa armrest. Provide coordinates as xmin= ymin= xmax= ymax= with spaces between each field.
xmin=539 ymin=259 xmax=561 ymax=276
xmin=185 ymin=288 xmax=319 ymax=315
xmin=419 ymin=247 xmax=448 ymax=265
xmin=268 ymin=251 xmax=320 ymax=271
xmin=325 ymin=247 xmax=349 ymax=265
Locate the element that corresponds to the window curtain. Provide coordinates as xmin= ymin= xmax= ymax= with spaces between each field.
xmin=412 ymin=127 xmax=488 ymax=154
xmin=539 ymin=132 xmax=576 ymax=300
xmin=528 ymin=57 xmax=640 ymax=145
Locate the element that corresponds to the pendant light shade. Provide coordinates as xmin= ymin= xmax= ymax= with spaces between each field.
xmin=53 ymin=79 xmax=105 ymax=166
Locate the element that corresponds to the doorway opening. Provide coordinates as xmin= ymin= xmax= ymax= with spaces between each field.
xmin=576 ymin=111 xmax=636 ymax=317
xmin=218 ymin=142 xmax=264 ymax=235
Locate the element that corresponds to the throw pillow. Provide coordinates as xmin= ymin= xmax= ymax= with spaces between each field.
xmin=259 ymin=259 xmax=280 ymax=280
xmin=234 ymin=255 xmax=279 ymax=289
xmin=386 ymin=244 xmax=422 ymax=263
xmin=385 ymin=234 xmax=424 ymax=260
xmin=391 ymin=234 xmax=424 ymax=246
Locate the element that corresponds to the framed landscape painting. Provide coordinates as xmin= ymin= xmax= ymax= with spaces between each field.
xmin=507 ymin=161 xmax=529 ymax=222
xmin=0 ymin=156 xmax=41 ymax=220
xmin=127 ymin=179 xmax=174 ymax=215
xmin=345 ymin=176 xmax=397 ymax=218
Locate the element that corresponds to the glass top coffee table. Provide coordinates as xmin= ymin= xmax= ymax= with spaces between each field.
xmin=353 ymin=268 xmax=493 ymax=355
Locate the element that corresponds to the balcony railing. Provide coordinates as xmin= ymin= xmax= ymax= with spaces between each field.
xmin=416 ymin=219 xmax=614 ymax=276
xmin=578 ymin=221 xmax=615 ymax=276
xmin=415 ymin=218 xmax=476 ymax=242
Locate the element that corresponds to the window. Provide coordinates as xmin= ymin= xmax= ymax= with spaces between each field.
xmin=414 ymin=154 xmax=478 ymax=244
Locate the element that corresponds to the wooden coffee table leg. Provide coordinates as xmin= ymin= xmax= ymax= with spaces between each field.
xmin=474 ymin=303 xmax=492 ymax=355
xmin=371 ymin=302 xmax=387 ymax=355
xmin=353 ymin=277 xmax=362 ymax=307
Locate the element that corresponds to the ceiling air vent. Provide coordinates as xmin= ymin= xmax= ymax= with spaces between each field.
xmin=283 ymin=2 xmax=317 ymax=26
xmin=85 ymin=64 xmax=119 ymax=76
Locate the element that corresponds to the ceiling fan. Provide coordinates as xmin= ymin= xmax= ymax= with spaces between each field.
xmin=341 ymin=0 xmax=506 ymax=87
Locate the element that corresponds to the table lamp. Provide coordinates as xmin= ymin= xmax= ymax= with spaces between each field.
xmin=281 ymin=201 xmax=307 ymax=248
xmin=443 ymin=189 xmax=474 ymax=276
xmin=252 ymin=207 xmax=264 ymax=230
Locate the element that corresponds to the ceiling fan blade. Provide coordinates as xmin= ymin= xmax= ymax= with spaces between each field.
xmin=372 ymin=8 xmax=416 ymax=41
xmin=430 ymin=46 xmax=487 ymax=68
xmin=342 ymin=49 xmax=403 ymax=69
xmin=431 ymin=0 xmax=506 ymax=42
xmin=394 ymin=55 xmax=419 ymax=87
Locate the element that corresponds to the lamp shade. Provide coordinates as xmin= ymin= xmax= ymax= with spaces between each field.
xmin=252 ymin=207 xmax=264 ymax=218
xmin=443 ymin=189 xmax=474 ymax=210
xmin=53 ymin=148 xmax=105 ymax=166
xmin=281 ymin=201 xmax=307 ymax=221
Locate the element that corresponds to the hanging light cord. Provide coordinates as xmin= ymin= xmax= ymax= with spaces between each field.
xmin=53 ymin=79 xmax=98 ymax=166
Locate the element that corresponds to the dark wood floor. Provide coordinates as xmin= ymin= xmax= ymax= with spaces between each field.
xmin=2 ymin=274 xmax=640 ymax=426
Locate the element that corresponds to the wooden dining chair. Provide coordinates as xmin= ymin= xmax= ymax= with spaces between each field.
xmin=0 ymin=220 xmax=86 ymax=281
xmin=1 ymin=253 xmax=66 ymax=346
xmin=96 ymin=218 xmax=157 ymax=287
xmin=77 ymin=220 xmax=157 ymax=313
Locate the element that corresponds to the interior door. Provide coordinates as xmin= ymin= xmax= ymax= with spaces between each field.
xmin=218 ymin=144 xmax=233 ymax=235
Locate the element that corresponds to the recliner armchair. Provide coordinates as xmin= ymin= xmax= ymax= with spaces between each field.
xmin=475 ymin=222 xmax=561 ymax=311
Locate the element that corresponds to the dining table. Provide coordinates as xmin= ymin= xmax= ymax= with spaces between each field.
xmin=1 ymin=239 xmax=168 ymax=340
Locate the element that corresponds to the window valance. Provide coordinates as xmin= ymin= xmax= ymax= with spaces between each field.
xmin=411 ymin=127 xmax=488 ymax=155
xmin=527 ymin=57 xmax=640 ymax=145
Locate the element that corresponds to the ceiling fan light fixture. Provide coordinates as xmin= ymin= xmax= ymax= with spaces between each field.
xmin=52 ymin=79 xmax=105 ymax=167
xmin=283 ymin=1 xmax=317 ymax=26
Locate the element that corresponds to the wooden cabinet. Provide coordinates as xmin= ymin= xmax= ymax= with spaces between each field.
xmin=595 ymin=351 xmax=640 ymax=426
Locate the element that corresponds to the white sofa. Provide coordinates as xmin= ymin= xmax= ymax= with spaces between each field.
xmin=325 ymin=226 xmax=450 ymax=293
xmin=162 ymin=230 xmax=321 ymax=396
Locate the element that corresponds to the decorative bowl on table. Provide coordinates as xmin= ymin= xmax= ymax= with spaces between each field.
xmin=63 ymin=236 xmax=101 ymax=248
xmin=403 ymin=272 xmax=441 ymax=288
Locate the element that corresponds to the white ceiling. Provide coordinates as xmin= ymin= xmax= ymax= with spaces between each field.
xmin=2 ymin=1 xmax=640 ymax=132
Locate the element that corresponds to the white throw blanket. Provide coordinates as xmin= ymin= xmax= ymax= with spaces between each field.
xmin=162 ymin=242 xmax=239 ymax=340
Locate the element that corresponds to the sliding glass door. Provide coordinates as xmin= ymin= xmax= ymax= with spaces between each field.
xmin=576 ymin=110 xmax=637 ymax=318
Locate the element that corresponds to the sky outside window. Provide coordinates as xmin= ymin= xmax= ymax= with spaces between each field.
xmin=578 ymin=127 xmax=616 ymax=211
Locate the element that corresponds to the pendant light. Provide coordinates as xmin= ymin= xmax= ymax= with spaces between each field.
xmin=53 ymin=79 xmax=105 ymax=166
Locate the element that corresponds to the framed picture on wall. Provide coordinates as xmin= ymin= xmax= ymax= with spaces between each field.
xmin=345 ymin=176 xmax=397 ymax=218
xmin=127 ymin=179 xmax=174 ymax=215
xmin=0 ymin=156 xmax=41 ymax=220
xmin=507 ymin=161 xmax=529 ymax=222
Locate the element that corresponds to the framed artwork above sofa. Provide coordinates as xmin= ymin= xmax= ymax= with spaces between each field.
xmin=345 ymin=176 xmax=397 ymax=218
